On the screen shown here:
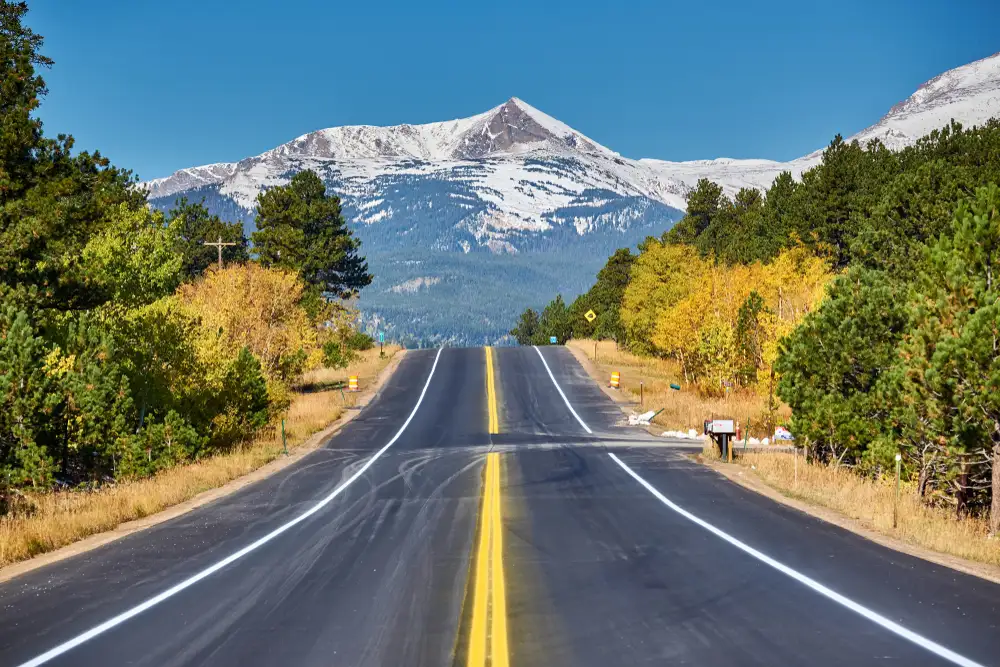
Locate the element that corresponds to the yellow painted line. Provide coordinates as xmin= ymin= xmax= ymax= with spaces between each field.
xmin=489 ymin=454 xmax=510 ymax=667
xmin=466 ymin=453 xmax=508 ymax=667
xmin=485 ymin=346 xmax=499 ymax=434
xmin=467 ymin=454 xmax=492 ymax=667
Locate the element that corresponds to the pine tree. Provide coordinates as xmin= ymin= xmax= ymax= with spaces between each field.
xmin=569 ymin=248 xmax=635 ymax=340
xmin=0 ymin=1 xmax=141 ymax=311
xmin=0 ymin=1 xmax=50 ymax=199
xmin=663 ymin=179 xmax=724 ymax=244
xmin=539 ymin=294 xmax=572 ymax=344
xmin=166 ymin=197 xmax=248 ymax=279
xmin=0 ymin=307 xmax=56 ymax=490
xmin=776 ymin=268 xmax=909 ymax=465
xmin=900 ymin=186 xmax=1000 ymax=529
xmin=252 ymin=170 xmax=372 ymax=301
xmin=510 ymin=308 xmax=540 ymax=345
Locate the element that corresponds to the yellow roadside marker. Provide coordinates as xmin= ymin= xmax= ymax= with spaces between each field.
xmin=485 ymin=346 xmax=499 ymax=434
xmin=466 ymin=453 xmax=508 ymax=667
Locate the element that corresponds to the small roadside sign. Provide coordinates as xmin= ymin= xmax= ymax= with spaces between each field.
xmin=549 ymin=336 xmax=558 ymax=344
xmin=584 ymin=309 xmax=597 ymax=323
xmin=378 ymin=331 xmax=385 ymax=344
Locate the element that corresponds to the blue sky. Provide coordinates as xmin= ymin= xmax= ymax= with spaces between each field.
xmin=27 ymin=0 xmax=1000 ymax=181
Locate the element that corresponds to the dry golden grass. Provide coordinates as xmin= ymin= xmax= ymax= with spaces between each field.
xmin=736 ymin=451 xmax=1000 ymax=567
xmin=567 ymin=339 xmax=789 ymax=435
xmin=0 ymin=346 xmax=400 ymax=568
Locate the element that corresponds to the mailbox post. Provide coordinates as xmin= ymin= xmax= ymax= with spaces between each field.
xmin=705 ymin=419 xmax=736 ymax=459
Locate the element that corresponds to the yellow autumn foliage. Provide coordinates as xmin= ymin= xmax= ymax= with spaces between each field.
xmin=178 ymin=264 xmax=322 ymax=403
xmin=622 ymin=241 xmax=832 ymax=395
xmin=620 ymin=243 xmax=708 ymax=353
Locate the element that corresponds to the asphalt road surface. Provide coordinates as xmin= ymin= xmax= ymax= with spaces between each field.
xmin=1 ymin=346 xmax=999 ymax=667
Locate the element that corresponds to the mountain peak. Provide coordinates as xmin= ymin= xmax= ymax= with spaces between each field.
xmin=449 ymin=96 xmax=614 ymax=159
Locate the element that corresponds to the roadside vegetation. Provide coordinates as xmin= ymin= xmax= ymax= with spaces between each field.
xmin=735 ymin=451 xmax=999 ymax=567
xmin=567 ymin=340 xmax=788 ymax=436
xmin=518 ymin=99 xmax=1000 ymax=538
xmin=0 ymin=2 xmax=384 ymax=563
xmin=0 ymin=347 xmax=399 ymax=568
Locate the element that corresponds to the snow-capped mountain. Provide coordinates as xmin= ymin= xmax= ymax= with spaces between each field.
xmin=849 ymin=51 xmax=1000 ymax=152
xmin=147 ymin=96 xmax=691 ymax=240
xmin=147 ymin=97 xmax=692 ymax=343
xmin=146 ymin=52 xmax=1000 ymax=344
xmin=641 ymin=50 xmax=1000 ymax=194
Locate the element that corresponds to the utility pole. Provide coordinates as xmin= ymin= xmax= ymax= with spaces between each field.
xmin=203 ymin=235 xmax=237 ymax=269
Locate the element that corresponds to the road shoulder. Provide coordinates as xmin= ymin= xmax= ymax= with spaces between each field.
xmin=0 ymin=350 xmax=407 ymax=585
xmin=564 ymin=342 xmax=1000 ymax=585
xmin=702 ymin=456 xmax=1000 ymax=584
xmin=565 ymin=344 xmax=635 ymax=408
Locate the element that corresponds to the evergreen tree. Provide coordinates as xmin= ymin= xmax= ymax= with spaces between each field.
xmin=510 ymin=308 xmax=540 ymax=345
xmin=252 ymin=170 xmax=372 ymax=301
xmin=777 ymin=268 xmax=909 ymax=466
xmin=0 ymin=1 xmax=142 ymax=311
xmin=539 ymin=294 xmax=572 ymax=344
xmin=663 ymin=179 xmax=724 ymax=244
xmin=0 ymin=307 xmax=56 ymax=491
xmin=793 ymin=135 xmax=899 ymax=267
xmin=0 ymin=1 xmax=49 ymax=198
xmin=897 ymin=187 xmax=1000 ymax=529
xmin=569 ymin=248 xmax=635 ymax=340
xmin=167 ymin=197 xmax=248 ymax=280
xmin=696 ymin=187 xmax=780 ymax=264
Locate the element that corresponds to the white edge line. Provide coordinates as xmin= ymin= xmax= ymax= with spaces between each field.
xmin=606 ymin=452 xmax=984 ymax=667
xmin=532 ymin=345 xmax=592 ymax=434
xmin=17 ymin=347 xmax=446 ymax=667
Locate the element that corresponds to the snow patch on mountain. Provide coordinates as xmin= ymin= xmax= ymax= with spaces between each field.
xmin=389 ymin=276 xmax=441 ymax=294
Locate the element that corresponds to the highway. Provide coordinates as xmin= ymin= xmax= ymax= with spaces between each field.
xmin=1 ymin=346 xmax=999 ymax=666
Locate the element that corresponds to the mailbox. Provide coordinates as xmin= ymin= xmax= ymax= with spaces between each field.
xmin=705 ymin=419 xmax=736 ymax=459
xmin=707 ymin=420 xmax=735 ymax=435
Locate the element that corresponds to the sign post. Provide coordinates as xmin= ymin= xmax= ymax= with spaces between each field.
xmin=894 ymin=453 xmax=902 ymax=528
xmin=378 ymin=331 xmax=385 ymax=357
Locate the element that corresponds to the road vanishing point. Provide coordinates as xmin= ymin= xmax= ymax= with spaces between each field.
xmin=2 ymin=346 xmax=1000 ymax=666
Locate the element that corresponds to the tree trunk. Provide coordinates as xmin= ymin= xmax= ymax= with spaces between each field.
xmin=918 ymin=452 xmax=930 ymax=498
xmin=991 ymin=440 xmax=1000 ymax=536
xmin=957 ymin=453 xmax=970 ymax=519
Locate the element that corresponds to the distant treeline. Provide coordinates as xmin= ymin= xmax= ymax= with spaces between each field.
xmin=515 ymin=118 xmax=1000 ymax=531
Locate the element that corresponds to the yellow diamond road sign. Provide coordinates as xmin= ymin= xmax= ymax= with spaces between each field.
xmin=584 ymin=309 xmax=597 ymax=322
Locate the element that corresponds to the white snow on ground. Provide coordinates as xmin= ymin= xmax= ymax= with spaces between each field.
xmin=660 ymin=429 xmax=706 ymax=440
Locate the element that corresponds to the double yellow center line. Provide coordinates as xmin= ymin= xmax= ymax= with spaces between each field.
xmin=467 ymin=349 xmax=506 ymax=665
xmin=485 ymin=346 xmax=499 ymax=434
xmin=467 ymin=453 xmax=508 ymax=667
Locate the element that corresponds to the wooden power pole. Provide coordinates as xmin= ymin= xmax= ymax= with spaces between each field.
xmin=203 ymin=236 xmax=237 ymax=269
